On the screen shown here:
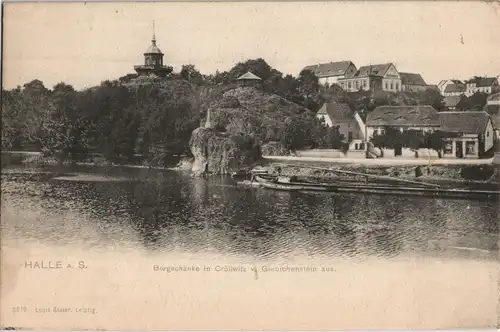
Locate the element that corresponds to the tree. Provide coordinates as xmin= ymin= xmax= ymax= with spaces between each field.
xmin=180 ymin=65 xmax=205 ymax=85
xmin=456 ymin=92 xmax=488 ymax=112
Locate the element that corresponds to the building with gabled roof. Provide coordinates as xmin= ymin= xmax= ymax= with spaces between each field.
xmin=438 ymin=79 xmax=465 ymax=96
xmin=400 ymin=72 xmax=428 ymax=92
xmin=338 ymin=63 xmax=401 ymax=93
xmin=301 ymin=61 xmax=357 ymax=86
xmin=365 ymin=106 xmax=494 ymax=158
xmin=465 ymin=76 xmax=499 ymax=96
xmin=483 ymin=104 xmax=500 ymax=139
xmin=235 ymin=71 xmax=262 ymax=88
xmin=366 ymin=105 xmax=440 ymax=135
xmin=316 ymin=102 xmax=363 ymax=142
xmin=438 ymin=111 xmax=494 ymax=158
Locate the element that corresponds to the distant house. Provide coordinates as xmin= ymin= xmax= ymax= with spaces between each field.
xmin=365 ymin=105 xmax=440 ymax=138
xmin=487 ymin=92 xmax=500 ymax=105
xmin=443 ymin=95 xmax=463 ymax=110
xmin=438 ymin=79 xmax=465 ymax=96
xmin=316 ymin=102 xmax=364 ymax=142
xmin=484 ymin=93 xmax=500 ymax=139
xmin=399 ymin=73 xmax=428 ymax=92
xmin=236 ymin=71 xmax=262 ymax=88
xmin=439 ymin=111 xmax=494 ymax=158
xmin=483 ymin=104 xmax=500 ymax=140
xmin=301 ymin=61 xmax=357 ymax=85
xmin=465 ymin=77 xmax=499 ymax=96
xmin=338 ymin=63 xmax=401 ymax=92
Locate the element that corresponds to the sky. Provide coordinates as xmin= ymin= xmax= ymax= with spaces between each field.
xmin=3 ymin=1 xmax=500 ymax=90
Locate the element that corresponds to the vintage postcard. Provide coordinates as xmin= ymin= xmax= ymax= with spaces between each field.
xmin=1 ymin=1 xmax=499 ymax=330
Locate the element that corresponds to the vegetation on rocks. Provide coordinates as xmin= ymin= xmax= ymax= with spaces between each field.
xmin=189 ymin=127 xmax=261 ymax=175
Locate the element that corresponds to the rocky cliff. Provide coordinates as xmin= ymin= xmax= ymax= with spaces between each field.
xmin=189 ymin=127 xmax=261 ymax=176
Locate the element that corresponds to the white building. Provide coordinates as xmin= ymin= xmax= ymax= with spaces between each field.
xmin=301 ymin=61 xmax=357 ymax=86
xmin=465 ymin=77 xmax=499 ymax=96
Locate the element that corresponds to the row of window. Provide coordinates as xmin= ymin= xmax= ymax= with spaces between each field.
xmin=384 ymin=81 xmax=400 ymax=91
xmin=339 ymin=79 xmax=401 ymax=91
xmin=339 ymin=80 xmax=368 ymax=90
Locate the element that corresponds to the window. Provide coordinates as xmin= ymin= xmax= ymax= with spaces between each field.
xmin=355 ymin=143 xmax=359 ymax=150
xmin=381 ymin=128 xmax=386 ymax=135
xmin=395 ymin=83 xmax=399 ymax=91
xmin=348 ymin=131 xmax=353 ymax=141
xmin=466 ymin=141 xmax=476 ymax=155
xmin=348 ymin=82 xmax=352 ymax=89
xmin=364 ymin=80 xmax=368 ymax=87
xmin=385 ymin=82 xmax=388 ymax=89
xmin=390 ymin=82 xmax=393 ymax=90
xmin=487 ymin=131 xmax=490 ymax=137
xmin=444 ymin=141 xmax=453 ymax=155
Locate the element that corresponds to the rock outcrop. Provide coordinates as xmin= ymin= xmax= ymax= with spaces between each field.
xmin=189 ymin=127 xmax=261 ymax=176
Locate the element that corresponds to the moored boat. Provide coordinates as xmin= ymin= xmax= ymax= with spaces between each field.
xmin=253 ymin=174 xmax=500 ymax=200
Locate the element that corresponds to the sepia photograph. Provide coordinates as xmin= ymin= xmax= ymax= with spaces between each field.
xmin=1 ymin=1 xmax=499 ymax=330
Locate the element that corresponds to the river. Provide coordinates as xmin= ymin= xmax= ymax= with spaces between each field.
xmin=1 ymin=165 xmax=499 ymax=329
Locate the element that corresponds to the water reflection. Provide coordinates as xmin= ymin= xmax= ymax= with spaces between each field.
xmin=1 ymin=165 xmax=498 ymax=260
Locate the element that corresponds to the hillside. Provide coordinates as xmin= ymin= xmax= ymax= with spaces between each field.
xmin=199 ymin=86 xmax=332 ymax=152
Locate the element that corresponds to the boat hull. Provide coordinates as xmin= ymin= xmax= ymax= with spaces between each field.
xmin=254 ymin=175 xmax=500 ymax=200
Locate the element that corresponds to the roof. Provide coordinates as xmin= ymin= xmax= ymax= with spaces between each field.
xmin=400 ymin=72 xmax=426 ymax=86
xmin=366 ymin=106 xmax=440 ymax=127
xmin=465 ymin=77 xmax=498 ymax=87
xmin=236 ymin=71 xmax=262 ymax=81
xmin=355 ymin=63 xmax=394 ymax=78
xmin=443 ymin=95 xmax=462 ymax=108
xmin=438 ymin=111 xmax=491 ymax=134
xmin=487 ymin=93 xmax=500 ymax=103
xmin=444 ymin=83 xmax=465 ymax=93
xmin=302 ymin=61 xmax=354 ymax=78
xmin=317 ymin=102 xmax=354 ymax=122
xmin=145 ymin=40 xmax=163 ymax=54
xmin=483 ymin=104 xmax=500 ymax=129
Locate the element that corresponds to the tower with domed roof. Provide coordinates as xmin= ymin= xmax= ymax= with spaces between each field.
xmin=134 ymin=21 xmax=172 ymax=77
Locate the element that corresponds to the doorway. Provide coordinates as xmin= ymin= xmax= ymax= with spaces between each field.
xmin=394 ymin=144 xmax=402 ymax=156
xmin=455 ymin=141 xmax=463 ymax=158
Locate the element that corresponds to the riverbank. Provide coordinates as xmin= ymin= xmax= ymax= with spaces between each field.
xmin=0 ymin=151 xmax=193 ymax=171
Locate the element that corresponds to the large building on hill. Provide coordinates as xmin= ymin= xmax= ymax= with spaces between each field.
xmin=301 ymin=61 xmax=357 ymax=86
xmin=134 ymin=22 xmax=172 ymax=78
xmin=338 ymin=63 xmax=402 ymax=93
